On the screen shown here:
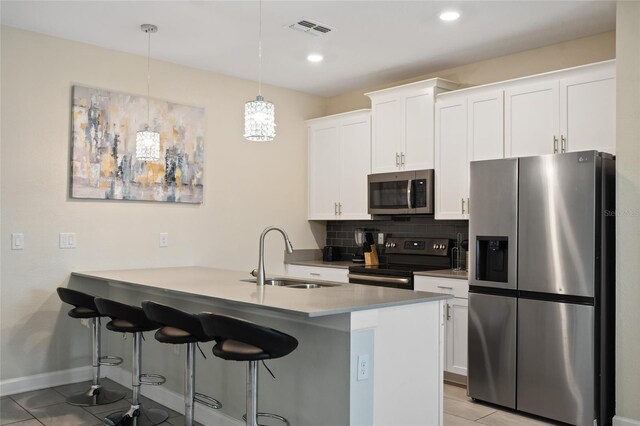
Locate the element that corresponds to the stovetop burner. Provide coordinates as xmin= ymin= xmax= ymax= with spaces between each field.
xmin=349 ymin=237 xmax=452 ymax=278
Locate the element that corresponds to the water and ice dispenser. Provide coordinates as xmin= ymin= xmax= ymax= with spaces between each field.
xmin=475 ymin=237 xmax=509 ymax=283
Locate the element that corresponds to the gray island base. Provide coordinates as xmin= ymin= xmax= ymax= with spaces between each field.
xmin=70 ymin=267 xmax=451 ymax=426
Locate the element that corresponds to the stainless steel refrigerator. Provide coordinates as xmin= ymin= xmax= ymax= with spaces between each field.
xmin=468 ymin=151 xmax=615 ymax=426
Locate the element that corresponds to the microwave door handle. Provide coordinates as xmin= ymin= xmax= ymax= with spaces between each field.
xmin=407 ymin=180 xmax=413 ymax=209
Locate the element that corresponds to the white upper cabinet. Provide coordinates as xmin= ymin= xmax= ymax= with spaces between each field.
xmin=307 ymin=110 xmax=371 ymax=221
xmin=560 ymin=67 xmax=616 ymax=155
xmin=435 ymin=98 xmax=469 ymax=220
xmin=505 ymin=81 xmax=560 ymax=157
xmin=468 ymin=90 xmax=505 ymax=161
xmin=505 ymin=60 xmax=615 ymax=157
xmin=367 ymin=79 xmax=458 ymax=174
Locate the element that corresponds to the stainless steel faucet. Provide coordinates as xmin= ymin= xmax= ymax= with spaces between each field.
xmin=256 ymin=226 xmax=294 ymax=286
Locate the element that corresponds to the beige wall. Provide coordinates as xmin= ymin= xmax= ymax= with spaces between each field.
xmin=326 ymin=31 xmax=615 ymax=115
xmin=615 ymin=1 xmax=640 ymax=423
xmin=0 ymin=26 xmax=326 ymax=380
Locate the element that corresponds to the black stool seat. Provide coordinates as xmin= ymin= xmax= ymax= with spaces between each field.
xmin=199 ymin=313 xmax=298 ymax=362
xmin=94 ymin=298 xmax=160 ymax=333
xmin=142 ymin=301 xmax=214 ymax=344
xmin=57 ymin=287 xmax=104 ymax=318
xmin=55 ymin=287 xmax=125 ymax=407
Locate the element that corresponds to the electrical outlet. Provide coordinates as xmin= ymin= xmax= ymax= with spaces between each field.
xmin=11 ymin=233 xmax=24 ymax=250
xmin=377 ymin=232 xmax=385 ymax=245
xmin=159 ymin=233 xmax=169 ymax=248
xmin=357 ymin=354 xmax=369 ymax=381
xmin=59 ymin=232 xmax=77 ymax=249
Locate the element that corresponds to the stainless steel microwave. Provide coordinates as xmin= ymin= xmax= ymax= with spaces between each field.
xmin=368 ymin=170 xmax=434 ymax=215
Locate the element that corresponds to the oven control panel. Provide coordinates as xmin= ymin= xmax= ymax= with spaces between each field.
xmin=384 ymin=237 xmax=451 ymax=256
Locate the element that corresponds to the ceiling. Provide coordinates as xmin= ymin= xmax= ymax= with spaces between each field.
xmin=1 ymin=1 xmax=616 ymax=97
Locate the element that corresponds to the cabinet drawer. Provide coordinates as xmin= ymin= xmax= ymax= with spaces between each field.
xmin=414 ymin=276 xmax=469 ymax=299
xmin=285 ymin=265 xmax=349 ymax=283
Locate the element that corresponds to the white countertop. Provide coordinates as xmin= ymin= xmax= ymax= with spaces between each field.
xmin=72 ymin=267 xmax=451 ymax=318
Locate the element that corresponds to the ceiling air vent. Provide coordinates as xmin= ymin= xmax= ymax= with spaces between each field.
xmin=289 ymin=18 xmax=333 ymax=36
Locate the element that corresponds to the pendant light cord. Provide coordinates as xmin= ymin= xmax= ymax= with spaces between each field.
xmin=146 ymin=29 xmax=151 ymax=127
xmin=258 ymin=0 xmax=262 ymax=97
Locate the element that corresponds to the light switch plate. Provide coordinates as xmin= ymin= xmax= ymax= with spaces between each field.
xmin=59 ymin=232 xmax=77 ymax=249
xmin=11 ymin=233 xmax=24 ymax=250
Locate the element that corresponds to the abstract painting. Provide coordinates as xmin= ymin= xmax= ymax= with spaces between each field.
xmin=71 ymin=85 xmax=205 ymax=203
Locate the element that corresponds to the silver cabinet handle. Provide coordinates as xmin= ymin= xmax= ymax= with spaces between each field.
xmin=334 ymin=202 xmax=338 ymax=216
xmin=446 ymin=303 xmax=451 ymax=320
xmin=467 ymin=197 xmax=470 ymax=215
xmin=310 ymin=272 xmax=321 ymax=277
xmin=338 ymin=203 xmax=342 ymax=215
xmin=461 ymin=198 xmax=465 ymax=215
xmin=437 ymin=286 xmax=453 ymax=290
xmin=561 ymin=135 xmax=567 ymax=153
xmin=553 ymin=136 xmax=559 ymax=154
xmin=395 ymin=152 xmax=400 ymax=167
xmin=401 ymin=152 xmax=406 ymax=167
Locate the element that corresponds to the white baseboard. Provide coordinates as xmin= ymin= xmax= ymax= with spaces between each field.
xmin=615 ymin=415 xmax=640 ymax=426
xmin=107 ymin=366 xmax=242 ymax=426
xmin=0 ymin=366 xmax=93 ymax=397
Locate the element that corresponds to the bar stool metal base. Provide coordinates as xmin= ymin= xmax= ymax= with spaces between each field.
xmin=67 ymin=385 xmax=125 ymax=407
xmin=242 ymin=412 xmax=291 ymax=426
xmin=104 ymin=406 xmax=168 ymax=426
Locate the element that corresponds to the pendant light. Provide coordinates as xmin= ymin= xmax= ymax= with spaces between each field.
xmin=136 ymin=24 xmax=160 ymax=161
xmin=244 ymin=0 xmax=276 ymax=141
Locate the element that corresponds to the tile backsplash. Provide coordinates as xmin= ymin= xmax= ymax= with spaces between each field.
xmin=326 ymin=217 xmax=469 ymax=261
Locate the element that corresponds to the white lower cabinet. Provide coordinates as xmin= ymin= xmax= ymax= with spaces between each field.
xmin=284 ymin=264 xmax=349 ymax=283
xmin=414 ymin=275 xmax=468 ymax=377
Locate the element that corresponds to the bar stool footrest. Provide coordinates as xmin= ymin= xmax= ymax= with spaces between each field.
xmin=139 ymin=373 xmax=166 ymax=386
xmin=194 ymin=392 xmax=222 ymax=409
xmin=99 ymin=355 xmax=123 ymax=366
xmin=243 ymin=412 xmax=291 ymax=426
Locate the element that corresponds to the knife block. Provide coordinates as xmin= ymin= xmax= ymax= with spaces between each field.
xmin=364 ymin=244 xmax=379 ymax=266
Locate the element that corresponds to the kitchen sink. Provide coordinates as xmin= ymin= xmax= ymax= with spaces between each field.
xmin=241 ymin=278 xmax=340 ymax=289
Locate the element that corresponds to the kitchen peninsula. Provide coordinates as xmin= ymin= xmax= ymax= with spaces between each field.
xmin=70 ymin=267 xmax=451 ymax=426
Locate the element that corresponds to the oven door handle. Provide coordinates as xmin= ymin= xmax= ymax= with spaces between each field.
xmin=348 ymin=274 xmax=411 ymax=285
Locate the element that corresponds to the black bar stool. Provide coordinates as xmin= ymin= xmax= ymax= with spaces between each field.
xmin=141 ymin=301 xmax=222 ymax=426
xmin=56 ymin=288 xmax=125 ymax=406
xmin=94 ymin=297 xmax=169 ymax=426
xmin=199 ymin=313 xmax=298 ymax=426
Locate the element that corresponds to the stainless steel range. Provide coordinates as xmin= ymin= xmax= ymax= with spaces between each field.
xmin=348 ymin=237 xmax=451 ymax=289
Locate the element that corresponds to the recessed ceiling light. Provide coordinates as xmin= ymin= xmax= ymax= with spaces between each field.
xmin=307 ymin=53 xmax=324 ymax=63
xmin=439 ymin=11 xmax=460 ymax=22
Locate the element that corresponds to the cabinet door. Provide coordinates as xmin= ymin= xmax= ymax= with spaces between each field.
xmin=560 ymin=71 xmax=616 ymax=155
xmin=339 ymin=117 xmax=371 ymax=220
xmin=468 ymin=91 xmax=504 ymax=161
xmin=308 ymin=125 xmax=340 ymax=220
xmin=371 ymin=97 xmax=402 ymax=173
xmin=435 ymin=99 xmax=469 ymax=220
xmin=404 ymin=89 xmax=435 ymax=170
xmin=445 ymin=298 xmax=468 ymax=376
xmin=285 ymin=264 xmax=349 ymax=283
xmin=505 ymin=81 xmax=559 ymax=158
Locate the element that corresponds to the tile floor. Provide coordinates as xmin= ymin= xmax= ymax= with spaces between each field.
xmin=1 ymin=380 xmax=554 ymax=425
xmin=443 ymin=383 xmax=555 ymax=426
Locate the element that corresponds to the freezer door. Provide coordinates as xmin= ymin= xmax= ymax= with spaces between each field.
xmin=518 ymin=152 xmax=597 ymax=297
xmin=469 ymin=158 xmax=518 ymax=290
xmin=468 ymin=293 xmax=517 ymax=408
xmin=517 ymin=298 xmax=594 ymax=426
